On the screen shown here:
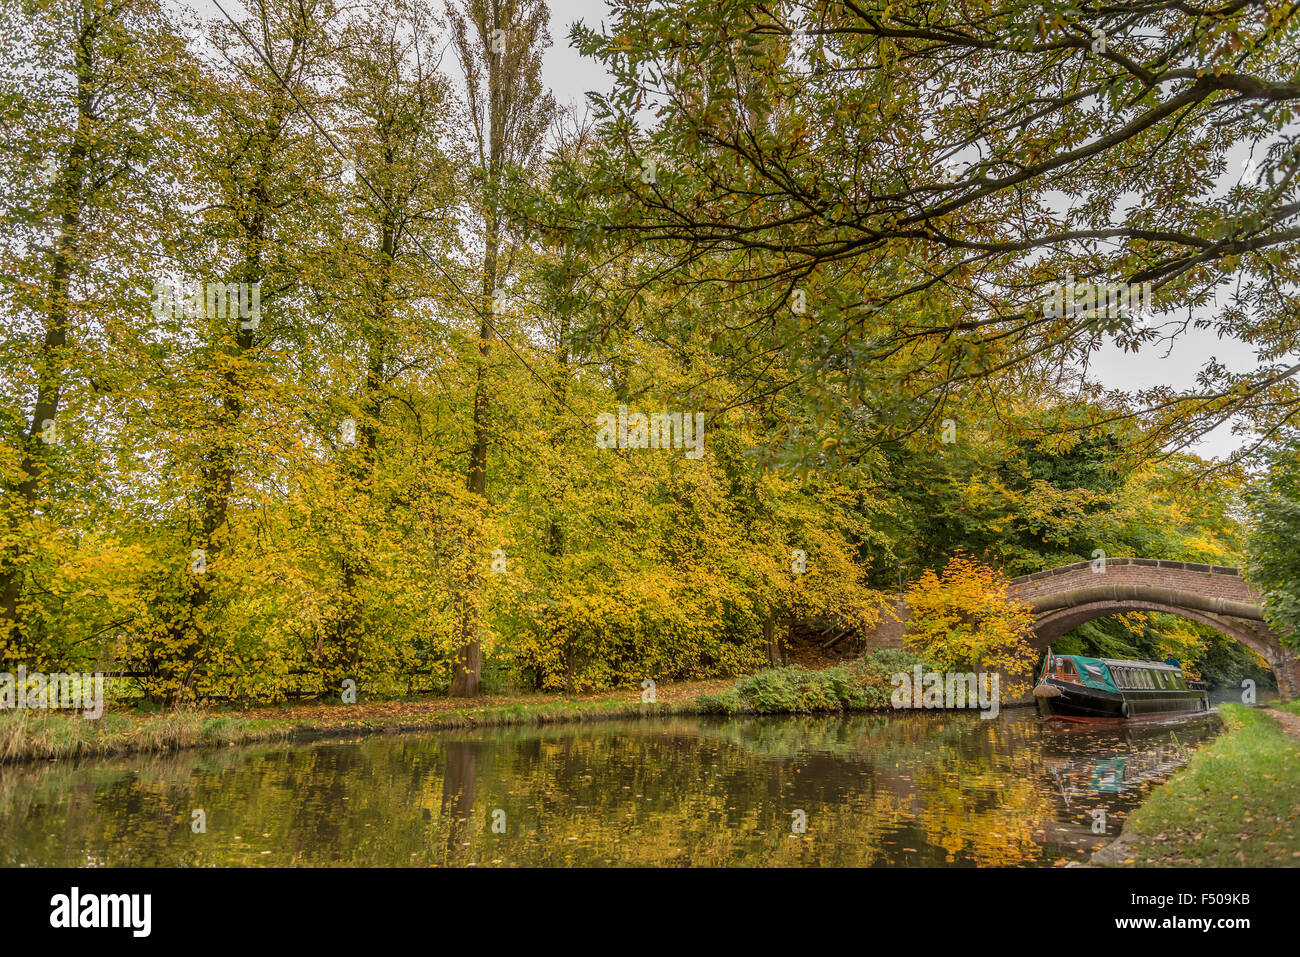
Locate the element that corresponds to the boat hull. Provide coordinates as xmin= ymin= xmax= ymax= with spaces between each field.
xmin=1035 ymin=676 xmax=1208 ymax=721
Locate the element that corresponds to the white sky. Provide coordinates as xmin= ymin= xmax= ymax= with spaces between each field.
xmin=543 ymin=0 xmax=613 ymax=112
xmin=180 ymin=0 xmax=1263 ymax=460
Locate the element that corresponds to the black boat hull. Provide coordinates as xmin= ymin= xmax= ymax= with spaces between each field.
xmin=1035 ymin=676 xmax=1209 ymax=721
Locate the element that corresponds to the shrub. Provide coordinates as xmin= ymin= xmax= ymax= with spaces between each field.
xmin=698 ymin=649 xmax=929 ymax=714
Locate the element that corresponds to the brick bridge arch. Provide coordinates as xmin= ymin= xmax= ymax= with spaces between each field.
xmin=873 ymin=558 xmax=1299 ymax=700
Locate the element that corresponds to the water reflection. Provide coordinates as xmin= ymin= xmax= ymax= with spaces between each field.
xmin=0 ymin=708 xmax=1222 ymax=867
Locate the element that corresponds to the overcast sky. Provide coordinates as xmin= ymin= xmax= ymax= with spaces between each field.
xmin=183 ymin=0 xmax=1259 ymax=460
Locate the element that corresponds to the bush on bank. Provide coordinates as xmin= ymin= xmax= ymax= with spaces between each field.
xmin=698 ymin=649 xmax=928 ymax=714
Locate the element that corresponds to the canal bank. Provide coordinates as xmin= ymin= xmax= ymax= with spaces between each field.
xmin=1092 ymin=702 xmax=1300 ymax=866
xmin=0 ymin=680 xmax=726 ymax=765
xmin=0 ymin=655 xmax=882 ymax=764
xmin=1 ymin=652 xmax=1040 ymax=764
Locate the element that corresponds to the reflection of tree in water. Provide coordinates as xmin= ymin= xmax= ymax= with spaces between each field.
xmin=0 ymin=713 xmax=1226 ymax=866
xmin=911 ymin=761 xmax=1055 ymax=866
xmin=437 ymin=741 xmax=479 ymax=866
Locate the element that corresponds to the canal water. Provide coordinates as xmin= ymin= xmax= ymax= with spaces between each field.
xmin=0 ymin=708 xmax=1223 ymax=866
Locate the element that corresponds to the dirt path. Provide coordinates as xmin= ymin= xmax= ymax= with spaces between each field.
xmin=1265 ymin=707 xmax=1300 ymax=737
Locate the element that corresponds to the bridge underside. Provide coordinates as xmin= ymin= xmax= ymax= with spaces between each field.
xmin=1030 ymin=585 xmax=1299 ymax=701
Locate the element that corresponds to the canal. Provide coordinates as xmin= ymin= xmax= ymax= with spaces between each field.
xmin=0 ymin=708 xmax=1223 ymax=866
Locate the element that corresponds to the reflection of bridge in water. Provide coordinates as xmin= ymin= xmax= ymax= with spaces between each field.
xmin=870 ymin=558 xmax=1299 ymax=700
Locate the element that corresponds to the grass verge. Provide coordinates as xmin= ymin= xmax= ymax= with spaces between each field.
xmin=0 ymin=653 xmax=1008 ymax=764
xmin=1102 ymin=703 xmax=1300 ymax=866
xmin=0 ymin=709 xmax=288 ymax=764
xmin=0 ymin=683 xmax=724 ymax=765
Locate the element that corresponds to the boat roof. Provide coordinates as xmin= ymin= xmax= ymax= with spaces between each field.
xmin=1052 ymin=655 xmax=1118 ymax=690
xmin=1058 ymin=654 xmax=1182 ymax=672
xmin=1097 ymin=658 xmax=1182 ymax=671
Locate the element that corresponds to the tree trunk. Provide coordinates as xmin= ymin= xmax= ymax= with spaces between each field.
xmin=765 ymin=613 xmax=782 ymax=666
xmin=326 ymin=205 xmax=392 ymax=692
xmin=0 ymin=17 xmax=94 ymax=663
xmin=448 ymin=204 xmax=498 ymax=698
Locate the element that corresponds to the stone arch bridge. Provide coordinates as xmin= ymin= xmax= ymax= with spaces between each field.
xmin=869 ymin=558 xmax=1298 ymax=701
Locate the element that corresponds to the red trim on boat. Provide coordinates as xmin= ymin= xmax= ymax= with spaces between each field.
xmin=1043 ymin=709 xmax=1214 ymax=726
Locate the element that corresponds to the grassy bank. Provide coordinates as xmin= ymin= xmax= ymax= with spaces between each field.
xmin=0 ymin=653 xmax=1003 ymax=764
xmin=1098 ymin=702 xmax=1300 ymax=866
xmin=0 ymin=653 xmax=926 ymax=764
xmin=0 ymin=680 xmax=732 ymax=765
xmin=0 ymin=709 xmax=291 ymax=764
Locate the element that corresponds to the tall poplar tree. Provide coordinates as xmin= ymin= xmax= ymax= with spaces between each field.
xmin=446 ymin=0 xmax=554 ymax=696
xmin=319 ymin=0 xmax=462 ymax=691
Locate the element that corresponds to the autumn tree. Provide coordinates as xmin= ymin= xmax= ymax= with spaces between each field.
xmin=568 ymin=0 xmax=1300 ymax=465
xmin=120 ymin=0 xmax=342 ymax=702
xmin=445 ymin=0 xmax=555 ymax=696
xmin=903 ymin=555 xmax=1037 ymax=696
xmin=1246 ymin=436 xmax=1300 ymax=652
xmin=0 ymin=0 xmax=189 ymax=666
xmin=310 ymin=0 xmax=464 ymax=692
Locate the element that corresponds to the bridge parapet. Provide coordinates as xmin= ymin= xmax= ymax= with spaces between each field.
xmin=1009 ymin=557 xmax=1243 ymax=584
xmin=1009 ymin=558 xmax=1261 ymax=606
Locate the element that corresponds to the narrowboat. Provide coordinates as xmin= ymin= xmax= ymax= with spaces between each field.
xmin=1034 ymin=652 xmax=1209 ymax=721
